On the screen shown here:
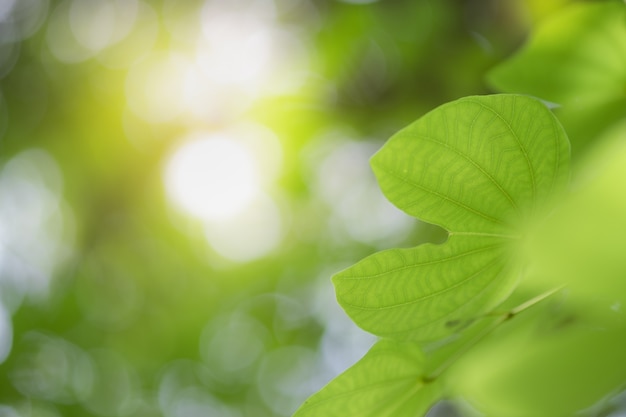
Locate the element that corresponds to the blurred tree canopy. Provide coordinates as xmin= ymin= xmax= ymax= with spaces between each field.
xmin=0 ymin=0 xmax=624 ymax=416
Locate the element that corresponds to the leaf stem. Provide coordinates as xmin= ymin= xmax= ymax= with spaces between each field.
xmin=425 ymin=285 xmax=564 ymax=381
xmin=448 ymin=232 xmax=521 ymax=239
xmin=507 ymin=285 xmax=564 ymax=316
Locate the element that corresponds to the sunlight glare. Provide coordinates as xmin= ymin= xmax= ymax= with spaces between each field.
xmin=197 ymin=0 xmax=278 ymax=93
xmin=196 ymin=23 xmax=274 ymax=89
xmin=204 ymin=192 xmax=283 ymax=262
xmin=0 ymin=149 xmax=73 ymax=304
xmin=125 ymin=52 xmax=191 ymax=123
xmin=165 ymin=134 xmax=259 ymax=221
xmin=69 ymin=0 xmax=139 ymax=53
xmin=69 ymin=0 xmax=116 ymax=52
xmin=96 ymin=1 xmax=157 ymax=69
xmin=47 ymin=0 xmax=93 ymax=63
xmin=181 ymin=65 xmax=254 ymax=123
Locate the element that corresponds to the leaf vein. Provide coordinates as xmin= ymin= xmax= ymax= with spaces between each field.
xmin=302 ymin=376 xmax=422 ymax=412
xmin=464 ymin=98 xmax=537 ymax=199
xmin=341 ymin=257 xmax=503 ymax=311
xmin=404 ymin=132 xmax=520 ymax=211
xmin=378 ymin=166 xmax=506 ymax=226
xmin=337 ymin=243 xmax=504 ymax=281
xmin=377 ymin=262 xmax=508 ymax=337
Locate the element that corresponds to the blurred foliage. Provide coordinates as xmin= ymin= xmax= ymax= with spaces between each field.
xmin=0 ymin=0 xmax=624 ymax=417
xmin=487 ymin=1 xmax=626 ymax=155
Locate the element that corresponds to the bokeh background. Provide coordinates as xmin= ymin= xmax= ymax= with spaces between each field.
xmin=0 ymin=0 xmax=583 ymax=416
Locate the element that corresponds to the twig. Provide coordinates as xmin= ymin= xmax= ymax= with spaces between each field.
xmin=425 ymin=285 xmax=565 ymax=381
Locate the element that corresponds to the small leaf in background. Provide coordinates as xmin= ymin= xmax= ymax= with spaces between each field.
xmin=293 ymin=340 xmax=441 ymax=417
xmin=487 ymin=2 xmax=626 ymax=152
xmin=334 ymin=94 xmax=570 ymax=342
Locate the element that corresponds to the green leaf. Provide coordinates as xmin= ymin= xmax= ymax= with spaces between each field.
xmin=334 ymin=235 xmax=512 ymax=341
xmin=371 ymin=94 xmax=569 ymax=232
xmin=293 ymin=340 xmax=441 ymax=417
xmin=526 ymin=120 xmax=626 ymax=320
xmin=487 ymin=2 xmax=626 ymax=150
xmin=334 ymin=94 xmax=570 ymax=341
xmin=454 ymin=307 xmax=626 ymax=417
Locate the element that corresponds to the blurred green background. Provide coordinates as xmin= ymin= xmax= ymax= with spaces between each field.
xmin=0 ymin=0 xmax=615 ymax=416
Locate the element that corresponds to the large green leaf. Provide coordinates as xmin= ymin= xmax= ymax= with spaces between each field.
xmin=450 ymin=121 xmax=626 ymax=417
xmin=487 ymin=2 xmax=626 ymax=150
xmin=293 ymin=340 xmax=441 ymax=417
xmin=334 ymin=94 xmax=570 ymax=341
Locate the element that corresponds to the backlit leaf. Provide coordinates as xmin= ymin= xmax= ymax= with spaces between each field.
xmin=334 ymin=235 xmax=513 ymax=341
xmin=334 ymin=94 xmax=569 ymax=341
xmin=293 ymin=340 xmax=441 ymax=417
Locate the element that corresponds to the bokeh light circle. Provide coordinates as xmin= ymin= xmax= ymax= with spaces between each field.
xmin=164 ymin=133 xmax=259 ymax=221
xmin=204 ymin=192 xmax=283 ymax=262
xmin=125 ymin=52 xmax=192 ymax=123
xmin=0 ymin=305 xmax=12 ymax=365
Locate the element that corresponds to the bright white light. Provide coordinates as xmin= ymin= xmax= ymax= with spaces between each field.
xmin=195 ymin=0 xmax=291 ymax=96
xmin=68 ymin=0 xmax=139 ymax=54
xmin=96 ymin=1 xmax=158 ymax=69
xmin=181 ymin=65 xmax=250 ymax=123
xmin=0 ymin=304 xmax=12 ymax=364
xmin=70 ymin=0 xmax=116 ymax=52
xmin=204 ymin=192 xmax=283 ymax=262
xmin=107 ymin=0 xmax=140 ymax=45
xmin=152 ymin=0 xmax=310 ymax=123
xmin=125 ymin=52 xmax=191 ymax=123
xmin=164 ymin=126 xmax=284 ymax=262
xmin=47 ymin=0 xmax=93 ymax=63
xmin=165 ymin=134 xmax=259 ymax=221
xmin=196 ymin=23 xmax=274 ymax=88
xmin=0 ymin=149 xmax=73 ymax=305
xmin=202 ymin=0 xmax=276 ymax=25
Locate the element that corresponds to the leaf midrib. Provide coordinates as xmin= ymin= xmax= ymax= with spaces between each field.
xmin=402 ymin=132 xmax=520 ymax=211
xmin=336 ymin=243 xmax=505 ymax=281
xmin=376 ymin=165 xmax=508 ymax=227
xmin=463 ymin=97 xmax=537 ymax=199
xmin=340 ymin=257 xmax=503 ymax=311
xmin=371 ymin=261 xmax=509 ymax=338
